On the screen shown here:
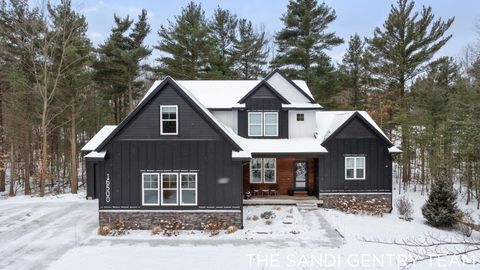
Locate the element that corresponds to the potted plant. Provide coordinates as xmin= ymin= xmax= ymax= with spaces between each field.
xmin=287 ymin=189 xmax=294 ymax=196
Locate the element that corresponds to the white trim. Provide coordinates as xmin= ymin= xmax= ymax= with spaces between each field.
xmin=160 ymin=105 xmax=178 ymax=135
xmin=247 ymin=112 xmax=263 ymax=136
xmin=141 ymin=172 xmax=160 ymax=206
xmin=263 ymin=112 xmax=278 ymax=137
xmin=345 ymin=156 xmax=366 ymax=180
xmin=263 ymin=158 xmax=276 ymax=183
xmin=249 ymin=158 xmax=263 ymax=183
xmin=161 ymin=173 xmax=178 ymax=205
xmin=180 ymin=173 xmax=198 ymax=206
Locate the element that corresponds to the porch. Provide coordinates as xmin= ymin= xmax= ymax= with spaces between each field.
xmin=243 ymin=195 xmax=322 ymax=205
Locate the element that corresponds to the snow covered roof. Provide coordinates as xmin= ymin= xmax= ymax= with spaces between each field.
xmin=81 ymin=125 xmax=117 ymax=151
xmin=84 ymin=151 xmax=107 ymax=159
xmin=141 ymin=78 xmax=316 ymax=109
xmin=236 ymin=137 xmax=327 ymax=155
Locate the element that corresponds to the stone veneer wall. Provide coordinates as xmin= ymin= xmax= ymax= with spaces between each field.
xmin=319 ymin=193 xmax=392 ymax=212
xmin=99 ymin=210 xmax=243 ymax=230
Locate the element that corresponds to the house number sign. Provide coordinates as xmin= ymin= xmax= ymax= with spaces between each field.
xmin=105 ymin=173 xmax=111 ymax=203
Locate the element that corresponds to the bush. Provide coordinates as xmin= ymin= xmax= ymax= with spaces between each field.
xmin=395 ymin=195 xmax=414 ymax=221
xmin=265 ymin=220 xmax=273 ymax=225
xmin=260 ymin=211 xmax=276 ymax=219
xmin=98 ymin=225 xmax=111 ymax=236
xmin=226 ymin=225 xmax=238 ymax=234
xmin=251 ymin=215 xmax=259 ymax=221
xmin=421 ymin=171 xmax=460 ymax=227
xmin=151 ymin=226 xmax=162 ymax=235
xmin=333 ymin=196 xmax=390 ymax=216
xmin=157 ymin=219 xmax=189 ymax=237
xmin=202 ymin=216 xmax=228 ymax=236
xmin=455 ymin=210 xmax=474 ymax=237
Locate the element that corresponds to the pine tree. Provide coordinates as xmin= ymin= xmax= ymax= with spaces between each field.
xmin=340 ymin=34 xmax=367 ymax=109
xmin=272 ymin=0 xmax=343 ymax=100
xmin=422 ymin=169 xmax=460 ymax=227
xmin=207 ymin=7 xmax=238 ymax=79
xmin=156 ymin=1 xmax=212 ymax=79
xmin=366 ymin=0 xmax=454 ymax=185
xmin=233 ymin=19 xmax=269 ymax=79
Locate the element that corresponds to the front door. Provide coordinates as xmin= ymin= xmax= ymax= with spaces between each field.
xmin=294 ymin=161 xmax=308 ymax=190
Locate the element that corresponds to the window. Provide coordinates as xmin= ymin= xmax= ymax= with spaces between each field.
xmin=345 ymin=156 xmax=366 ymax=180
xmin=160 ymin=105 xmax=178 ymax=135
xmin=264 ymin=112 xmax=278 ymax=136
xmin=248 ymin=112 xmax=278 ymax=137
xmin=142 ymin=173 xmax=159 ymax=205
xmin=250 ymin=158 xmax=276 ymax=183
xmin=180 ymin=173 xmax=197 ymax=205
xmin=161 ymin=173 xmax=178 ymax=205
xmin=248 ymin=112 xmax=263 ymax=136
xmin=296 ymin=113 xmax=304 ymax=121
xmin=263 ymin=158 xmax=276 ymax=183
xmin=250 ymin=158 xmax=263 ymax=183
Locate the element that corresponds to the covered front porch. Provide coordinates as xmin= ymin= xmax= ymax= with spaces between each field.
xmin=242 ymin=157 xmax=319 ymax=200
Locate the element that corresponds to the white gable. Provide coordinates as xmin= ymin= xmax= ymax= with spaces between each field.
xmin=266 ymin=72 xmax=313 ymax=103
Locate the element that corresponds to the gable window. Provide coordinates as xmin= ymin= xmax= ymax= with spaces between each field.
xmin=296 ymin=113 xmax=304 ymax=121
xmin=248 ymin=112 xmax=278 ymax=137
xmin=160 ymin=105 xmax=178 ymax=135
xmin=250 ymin=158 xmax=276 ymax=183
xmin=142 ymin=173 xmax=159 ymax=206
xmin=180 ymin=173 xmax=197 ymax=205
xmin=264 ymin=112 xmax=278 ymax=136
xmin=248 ymin=112 xmax=263 ymax=136
xmin=345 ymin=156 xmax=366 ymax=180
xmin=161 ymin=173 xmax=178 ymax=205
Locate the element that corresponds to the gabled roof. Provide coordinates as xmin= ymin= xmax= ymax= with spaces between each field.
xmin=265 ymin=69 xmax=317 ymax=103
xmin=93 ymin=77 xmax=244 ymax=152
xmin=238 ymin=80 xmax=290 ymax=104
xmin=316 ymin=111 xmax=394 ymax=147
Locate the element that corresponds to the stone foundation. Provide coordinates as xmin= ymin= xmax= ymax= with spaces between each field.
xmin=99 ymin=210 xmax=243 ymax=230
xmin=319 ymin=193 xmax=392 ymax=212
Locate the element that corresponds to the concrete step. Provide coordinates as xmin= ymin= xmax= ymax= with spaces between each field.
xmin=296 ymin=202 xmax=318 ymax=210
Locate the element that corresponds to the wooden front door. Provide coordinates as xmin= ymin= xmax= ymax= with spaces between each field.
xmin=293 ymin=161 xmax=308 ymax=190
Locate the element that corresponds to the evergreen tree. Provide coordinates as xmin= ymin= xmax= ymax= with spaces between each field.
xmin=233 ymin=19 xmax=269 ymax=79
xmin=272 ymin=0 xmax=343 ymax=100
xmin=422 ymin=169 xmax=460 ymax=227
xmin=340 ymin=34 xmax=367 ymax=109
xmin=366 ymin=0 xmax=454 ymax=184
xmin=156 ymin=1 xmax=211 ymax=79
xmin=207 ymin=7 xmax=238 ymax=79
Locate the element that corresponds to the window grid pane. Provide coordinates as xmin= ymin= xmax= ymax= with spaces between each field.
xmin=162 ymin=174 xmax=178 ymax=204
xmin=345 ymin=157 xmax=365 ymax=179
xmin=161 ymin=106 xmax=177 ymax=134
xmin=180 ymin=174 xmax=197 ymax=205
xmin=143 ymin=173 xmax=159 ymax=205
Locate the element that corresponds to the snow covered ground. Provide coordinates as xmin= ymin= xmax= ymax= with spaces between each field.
xmin=0 ymin=190 xmax=478 ymax=270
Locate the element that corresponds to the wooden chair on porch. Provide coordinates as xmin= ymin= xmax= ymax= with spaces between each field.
xmin=269 ymin=184 xmax=279 ymax=197
xmin=250 ymin=185 xmax=260 ymax=197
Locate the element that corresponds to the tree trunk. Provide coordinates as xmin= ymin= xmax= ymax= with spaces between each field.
xmin=70 ymin=102 xmax=78 ymax=194
xmin=24 ymin=128 xmax=31 ymax=195
xmin=0 ymin=86 xmax=5 ymax=192
xmin=39 ymin=98 xmax=48 ymax=197
xmin=128 ymin=79 xmax=134 ymax=112
xmin=466 ymin=161 xmax=472 ymax=205
xmin=9 ymin=143 xmax=16 ymax=196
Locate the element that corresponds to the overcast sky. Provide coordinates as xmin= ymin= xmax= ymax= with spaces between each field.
xmin=61 ymin=0 xmax=480 ymax=65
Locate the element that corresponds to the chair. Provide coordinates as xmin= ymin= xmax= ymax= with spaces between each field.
xmin=251 ymin=185 xmax=260 ymax=197
xmin=269 ymin=184 xmax=279 ymax=197
xmin=261 ymin=188 xmax=270 ymax=197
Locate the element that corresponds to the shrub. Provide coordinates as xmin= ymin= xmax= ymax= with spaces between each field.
xmin=151 ymin=226 xmax=162 ymax=235
xmin=251 ymin=215 xmax=259 ymax=221
xmin=333 ymin=196 xmax=390 ymax=216
xmin=455 ymin=210 xmax=474 ymax=237
xmin=226 ymin=225 xmax=238 ymax=234
xmin=265 ymin=220 xmax=273 ymax=225
xmin=157 ymin=219 xmax=189 ymax=237
xmin=395 ymin=195 xmax=414 ymax=221
xmin=202 ymin=216 xmax=227 ymax=236
xmin=421 ymin=170 xmax=460 ymax=227
xmin=261 ymin=211 xmax=276 ymax=219
xmin=98 ymin=225 xmax=111 ymax=236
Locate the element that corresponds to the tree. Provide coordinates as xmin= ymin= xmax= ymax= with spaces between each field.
xmin=340 ymin=34 xmax=367 ymax=109
xmin=272 ymin=0 xmax=343 ymax=99
xmin=366 ymin=0 xmax=454 ymax=184
xmin=207 ymin=7 xmax=238 ymax=79
xmin=421 ymin=169 xmax=460 ymax=227
xmin=233 ymin=19 xmax=269 ymax=79
xmin=156 ymin=1 xmax=211 ymax=79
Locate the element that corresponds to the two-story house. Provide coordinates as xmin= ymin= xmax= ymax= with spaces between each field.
xmin=82 ymin=69 xmax=401 ymax=229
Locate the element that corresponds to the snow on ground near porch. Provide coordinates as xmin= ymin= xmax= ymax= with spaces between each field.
xmin=1 ymin=189 xmax=479 ymax=270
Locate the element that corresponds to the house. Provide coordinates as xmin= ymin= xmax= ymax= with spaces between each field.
xmin=81 ymin=69 xmax=401 ymax=230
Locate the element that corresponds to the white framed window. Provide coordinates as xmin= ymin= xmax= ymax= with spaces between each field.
xmin=248 ymin=112 xmax=263 ymax=136
xmin=180 ymin=173 xmax=197 ymax=206
xmin=264 ymin=112 xmax=278 ymax=136
xmin=345 ymin=156 xmax=366 ymax=180
xmin=250 ymin=158 xmax=263 ymax=183
xmin=142 ymin=173 xmax=159 ymax=206
xmin=250 ymin=158 xmax=276 ymax=183
xmin=263 ymin=158 xmax=276 ymax=183
xmin=296 ymin=113 xmax=304 ymax=121
xmin=161 ymin=173 xmax=178 ymax=205
xmin=160 ymin=105 xmax=178 ymax=135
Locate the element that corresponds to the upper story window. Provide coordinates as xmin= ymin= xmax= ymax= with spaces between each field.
xmin=160 ymin=105 xmax=178 ymax=135
xmin=248 ymin=111 xmax=278 ymax=137
xmin=296 ymin=113 xmax=304 ymax=121
xmin=345 ymin=156 xmax=365 ymax=180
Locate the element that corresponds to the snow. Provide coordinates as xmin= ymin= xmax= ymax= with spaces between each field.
xmin=236 ymin=137 xmax=327 ymax=154
xmin=389 ymin=146 xmax=403 ymax=153
xmin=232 ymin=150 xmax=251 ymax=159
xmin=81 ymin=125 xmax=117 ymax=152
xmin=282 ymin=103 xmax=323 ymax=109
xmin=84 ymin=151 xmax=107 ymax=159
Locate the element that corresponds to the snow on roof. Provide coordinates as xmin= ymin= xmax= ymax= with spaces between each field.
xmin=232 ymin=150 xmax=251 ymax=159
xmin=236 ymin=137 xmax=327 ymax=154
xmin=388 ymin=146 xmax=402 ymax=153
xmin=81 ymin=125 xmax=117 ymax=151
xmin=141 ymin=79 xmax=315 ymax=109
xmin=282 ymin=103 xmax=323 ymax=109
xmin=85 ymin=151 xmax=107 ymax=159
xmin=315 ymin=111 xmax=393 ymax=145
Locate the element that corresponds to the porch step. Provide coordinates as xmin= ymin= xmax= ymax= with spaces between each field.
xmin=296 ymin=202 xmax=318 ymax=210
xmin=293 ymin=191 xmax=309 ymax=197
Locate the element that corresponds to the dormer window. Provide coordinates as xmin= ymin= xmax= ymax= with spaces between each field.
xmin=248 ymin=112 xmax=278 ymax=137
xmin=160 ymin=105 xmax=178 ymax=135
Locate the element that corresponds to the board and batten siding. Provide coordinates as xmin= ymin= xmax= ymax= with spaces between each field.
xmin=288 ymin=110 xmax=316 ymax=138
xmin=265 ymin=72 xmax=311 ymax=103
xmin=318 ymin=117 xmax=392 ymax=193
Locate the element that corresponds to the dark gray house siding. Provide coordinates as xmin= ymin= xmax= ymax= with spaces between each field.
xmin=318 ymin=117 xmax=393 ymax=193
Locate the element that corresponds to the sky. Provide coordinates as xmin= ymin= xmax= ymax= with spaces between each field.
xmin=52 ymin=0 xmax=480 ymax=65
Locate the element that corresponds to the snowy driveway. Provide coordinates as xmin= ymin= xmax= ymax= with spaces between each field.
xmin=0 ymin=198 xmax=98 ymax=270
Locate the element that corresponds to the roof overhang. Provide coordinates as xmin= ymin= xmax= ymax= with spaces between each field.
xmin=85 ymin=151 xmax=107 ymax=160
